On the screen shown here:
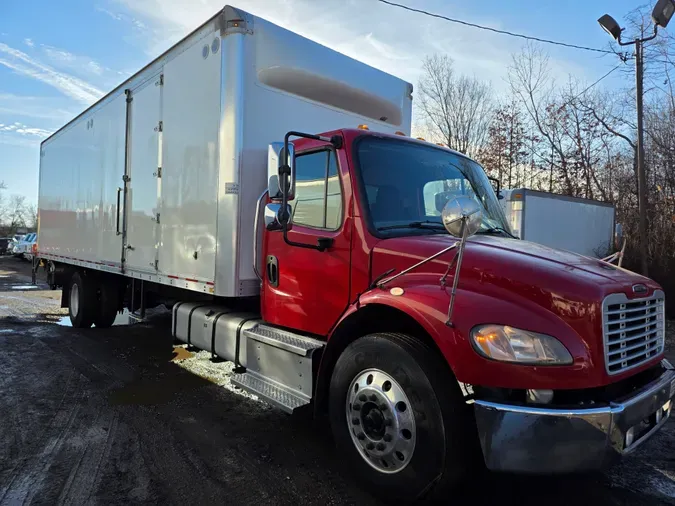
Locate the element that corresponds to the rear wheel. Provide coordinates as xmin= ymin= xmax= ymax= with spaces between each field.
xmin=68 ymin=271 xmax=96 ymax=328
xmin=94 ymin=280 xmax=119 ymax=328
xmin=329 ymin=333 xmax=476 ymax=502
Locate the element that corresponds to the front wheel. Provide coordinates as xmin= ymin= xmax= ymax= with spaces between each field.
xmin=329 ymin=333 xmax=477 ymax=502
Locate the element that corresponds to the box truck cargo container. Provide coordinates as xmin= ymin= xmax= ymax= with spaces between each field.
xmin=500 ymin=188 xmax=616 ymax=257
xmin=36 ymin=5 xmax=674 ymax=502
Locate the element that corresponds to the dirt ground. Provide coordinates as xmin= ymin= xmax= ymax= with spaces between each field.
xmin=0 ymin=256 xmax=674 ymax=505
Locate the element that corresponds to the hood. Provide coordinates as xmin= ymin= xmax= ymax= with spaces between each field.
xmin=372 ymin=234 xmax=657 ymax=297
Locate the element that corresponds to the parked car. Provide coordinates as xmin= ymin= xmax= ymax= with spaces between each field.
xmin=14 ymin=233 xmax=37 ymax=260
xmin=0 ymin=237 xmax=13 ymax=255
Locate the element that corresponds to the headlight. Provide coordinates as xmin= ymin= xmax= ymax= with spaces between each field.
xmin=470 ymin=324 xmax=573 ymax=365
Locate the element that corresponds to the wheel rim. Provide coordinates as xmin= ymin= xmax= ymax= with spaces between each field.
xmin=70 ymin=282 xmax=79 ymax=317
xmin=346 ymin=368 xmax=416 ymax=474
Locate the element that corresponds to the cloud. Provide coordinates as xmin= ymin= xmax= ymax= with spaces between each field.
xmin=0 ymin=93 xmax=76 ymax=122
xmin=24 ymin=38 xmax=34 ymax=48
xmin=0 ymin=122 xmax=52 ymax=137
xmin=40 ymin=44 xmax=108 ymax=77
xmin=0 ymin=43 xmax=103 ymax=104
xmin=0 ymin=120 xmax=53 ymax=146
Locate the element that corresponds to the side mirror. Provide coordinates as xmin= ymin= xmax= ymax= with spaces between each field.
xmin=488 ymin=176 xmax=503 ymax=200
xmin=267 ymin=142 xmax=296 ymax=201
xmin=264 ymin=202 xmax=292 ymax=231
xmin=441 ymin=196 xmax=482 ymax=237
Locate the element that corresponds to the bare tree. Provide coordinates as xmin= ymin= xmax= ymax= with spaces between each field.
xmin=6 ymin=195 xmax=27 ymax=235
xmin=25 ymin=204 xmax=37 ymax=229
xmin=417 ymin=55 xmax=494 ymax=159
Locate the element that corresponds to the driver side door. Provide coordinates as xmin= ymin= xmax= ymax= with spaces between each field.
xmin=261 ymin=147 xmax=351 ymax=336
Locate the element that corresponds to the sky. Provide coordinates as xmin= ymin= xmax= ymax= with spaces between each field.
xmin=0 ymin=0 xmax=647 ymax=205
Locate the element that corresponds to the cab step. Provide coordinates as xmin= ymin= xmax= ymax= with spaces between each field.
xmin=232 ymin=372 xmax=310 ymax=413
xmin=232 ymin=324 xmax=324 ymax=413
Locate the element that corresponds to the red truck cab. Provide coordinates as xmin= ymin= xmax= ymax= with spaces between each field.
xmin=255 ymin=127 xmax=674 ymax=500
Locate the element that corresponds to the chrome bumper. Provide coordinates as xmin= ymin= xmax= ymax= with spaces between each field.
xmin=474 ymin=366 xmax=675 ymax=473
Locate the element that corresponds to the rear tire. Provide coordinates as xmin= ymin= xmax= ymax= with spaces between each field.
xmin=94 ymin=280 xmax=119 ymax=328
xmin=68 ymin=271 xmax=96 ymax=328
xmin=329 ymin=333 xmax=477 ymax=503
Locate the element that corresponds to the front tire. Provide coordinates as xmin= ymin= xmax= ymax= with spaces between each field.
xmin=68 ymin=271 xmax=96 ymax=328
xmin=329 ymin=333 xmax=476 ymax=502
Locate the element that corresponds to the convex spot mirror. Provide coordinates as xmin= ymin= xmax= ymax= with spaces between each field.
xmin=267 ymin=142 xmax=296 ymax=201
xmin=264 ymin=203 xmax=292 ymax=231
xmin=441 ymin=196 xmax=482 ymax=237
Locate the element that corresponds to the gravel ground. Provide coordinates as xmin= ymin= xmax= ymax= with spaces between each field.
xmin=0 ymin=255 xmax=674 ymax=505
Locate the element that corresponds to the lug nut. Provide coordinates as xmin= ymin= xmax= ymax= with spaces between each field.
xmin=384 ymin=418 xmax=392 ymax=426
xmin=369 ymin=394 xmax=377 ymax=401
xmin=353 ymin=404 xmax=361 ymax=411
xmin=376 ymin=443 xmax=385 ymax=451
xmin=383 ymin=434 xmax=392 ymax=442
xmin=359 ymin=394 xmax=367 ymax=402
xmin=357 ymin=433 xmax=366 ymax=440
xmin=379 ymin=404 xmax=388 ymax=411
xmin=366 ymin=442 xmax=375 ymax=450
xmin=352 ymin=418 xmax=360 ymax=425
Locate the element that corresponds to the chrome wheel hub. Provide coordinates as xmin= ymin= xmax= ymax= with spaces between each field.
xmin=70 ymin=283 xmax=79 ymax=317
xmin=346 ymin=369 xmax=416 ymax=474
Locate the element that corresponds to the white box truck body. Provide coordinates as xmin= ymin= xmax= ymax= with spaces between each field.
xmin=37 ymin=5 xmax=412 ymax=297
xmin=500 ymin=188 xmax=615 ymax=257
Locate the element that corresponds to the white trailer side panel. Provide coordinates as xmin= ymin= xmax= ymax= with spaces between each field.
xmin=39 ymin=94 xmax=126 ymax=267
xmin=39 ymin=6 xmax=412 ymax=297
xmin=523 ymin=194 xmax=615 ymax=257
xmin=159 ymin=29 xmax=221 ymax=284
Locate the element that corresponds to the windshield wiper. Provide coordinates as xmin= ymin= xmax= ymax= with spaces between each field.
xmin=476 ymin=226 xmax=518 ymax=239
xmin=377 ymin=221 xmax=446 ymax=231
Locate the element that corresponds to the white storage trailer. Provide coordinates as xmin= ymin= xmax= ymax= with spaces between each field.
xmin=500 ymin=188 xmax=615 ymax=257
xmin=37 ymin=5 xmax=412 ymax=298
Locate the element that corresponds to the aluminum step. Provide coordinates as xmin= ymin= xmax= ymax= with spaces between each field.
xmin=243 ymin=324 xmax=324 ymax=356
xmin=232 ymin=371 xmax=310 ymax=413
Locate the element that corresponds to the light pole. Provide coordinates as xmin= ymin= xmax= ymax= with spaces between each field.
xmin=598 ymin=0 xmax=675 ymax=277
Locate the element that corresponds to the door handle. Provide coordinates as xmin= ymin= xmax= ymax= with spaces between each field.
xmin=116 ymin=187 xmax=122 ymax=235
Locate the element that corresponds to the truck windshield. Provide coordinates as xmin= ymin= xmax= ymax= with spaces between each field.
xmin=356 ymin=137 xmax=510 ymax=236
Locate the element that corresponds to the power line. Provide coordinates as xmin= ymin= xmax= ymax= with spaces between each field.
xmin=377 ymin=0 xmax=615 ymax=55
xmin=561 ymin=64 xmax=624 ymax=109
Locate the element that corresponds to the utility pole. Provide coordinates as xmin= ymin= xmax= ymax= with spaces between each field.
xmin=634 ymin=38 xmax=649 ymax=276
xmin=598 ymin=0 xmax=675 ymax=276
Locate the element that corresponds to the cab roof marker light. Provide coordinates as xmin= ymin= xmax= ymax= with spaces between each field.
xmin=357 ymin=124 xmax=369 ymax=130
xmin=394 ymin=131 xmax=406 ymax=136
xmin=416 ymin=137 xmax=425 ymax=141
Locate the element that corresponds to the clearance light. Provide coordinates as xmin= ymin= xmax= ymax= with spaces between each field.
xmin=436 ymin=143 xmax=446 ymax=147
xmin=416 ymin=137 xmax=425 ymax=141
xmin=513 ymin=193 xmax=523 ymax=200
xmin=394 ymin=131 xmax=406 ymax=136
xmin=357 ymin=124 xmax=369 ymax=130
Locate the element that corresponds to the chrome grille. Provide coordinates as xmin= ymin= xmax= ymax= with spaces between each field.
xmin=603 ymin=290 xmax=665 ymax=375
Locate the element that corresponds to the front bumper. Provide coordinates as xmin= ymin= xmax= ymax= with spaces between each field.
xmin=474 ymin=364 xmax=675 ymax=473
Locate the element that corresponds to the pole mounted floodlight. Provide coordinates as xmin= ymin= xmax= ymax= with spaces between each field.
xmin=652 ymin=0 xmax=675 ymax=27
xmin=597 ymin=0 xmax=674 ymax=277
xmin=598 ymin=14 xmax=622 ymax=41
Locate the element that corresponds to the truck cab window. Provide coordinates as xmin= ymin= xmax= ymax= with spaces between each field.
xmin=291 ymin=150 xmax=342 ymax=230
xmin=356 ymin=138 xmax=509 ymax=235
